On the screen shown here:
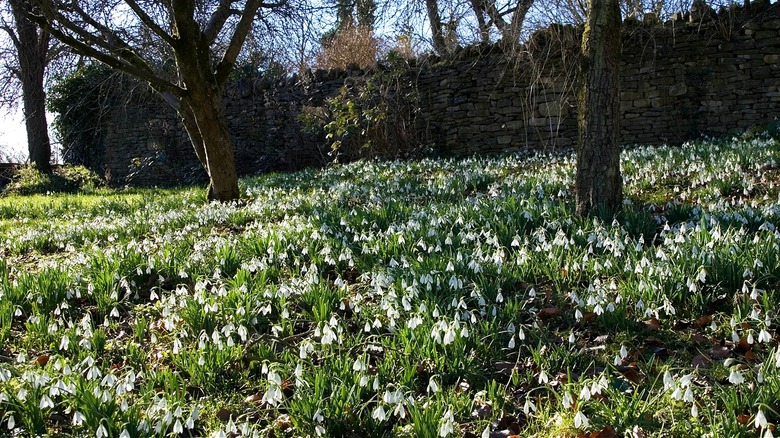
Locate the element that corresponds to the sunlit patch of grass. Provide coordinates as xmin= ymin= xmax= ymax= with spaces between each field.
xmin=2 ymin=135 xmax=780 ymax=436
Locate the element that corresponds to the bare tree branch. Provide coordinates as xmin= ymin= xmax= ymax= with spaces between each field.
xmin=123 ymin=0 xmax=175 ymax=45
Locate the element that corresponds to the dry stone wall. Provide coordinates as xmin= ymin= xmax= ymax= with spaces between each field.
xmin=92 ymin=3 xmax=780 ymax=186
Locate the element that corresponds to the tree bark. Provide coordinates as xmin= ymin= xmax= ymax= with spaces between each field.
xmin=425 ymin=0 xmax=448 ymax=55
xmin=181 ymin=90 xmax=239 ymax=202
xmin=576 ymin=0 xmax=622 ymax=216
xmin=9 ymin=0 xmax=51 ymax=173
xmin=170 ymin=0 xmax=239 ymax=202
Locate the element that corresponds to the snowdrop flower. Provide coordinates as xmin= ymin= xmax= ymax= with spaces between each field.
xmin=579 ymin=385 xmax=591 ymax=402
xmin=40 ymin=394 xmax=54 ymax=409
xmin=439 ymin=408 xmax=455 ymax=437
xmin=427 ymin=377 xmax=439 ymax=394
xmin=759 ymin=329 xmax=772 ymax=343
xmin=372 ymin=405 xmax=387 ymax=422
xmin=562 ymin=391 xmax=574 ymax=409
xmin=523 ymin=398 xmax=536 ymax=415
xmin=574 ymin=411 xmax=589 ymax=429
xmin=7 ymin=415 xmax=15 ymax=430
xmin=756 ymin=409 xmax=768 ymax=430
xmin=728 ymin=369 xmax=744 ymax=385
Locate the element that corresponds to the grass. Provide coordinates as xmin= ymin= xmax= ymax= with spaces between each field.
xmin=1 ymin=133 xmax=780 ymax=437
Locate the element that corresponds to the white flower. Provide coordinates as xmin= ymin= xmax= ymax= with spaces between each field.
xmin=728 ymin=369 xmax=744 ymax=385
xmin=579 ymin=385 xmax=591 ymax=402
xmin=372 ymin=405 xmax=387 ymax=422
xmin=6 ymin=415 xmax=14 ymax=430
xmin=315 ymin=424 xmax=326 ymax=436
xmin=759 ymin=329 xmax=772 ymax=343
xmin=73 ymin=411 xmax=86 ymax=426
xmin=683 ymin=387 xmax=694 ymax=403
xmin=427 ymin=377 xmax=440 ymax=394
xmin=691 ymin=403 xmax=698 ymax=418
xmin=756 ymin=409 xmax=768 ymax=430
xmin=562 ymin=391 xmax=574 ymax=409
xmin=574 ymin=411 xmax=589 ymax=429
xmin=439 ymin=408 xmax=455 ymax=437
xmin=96 ymin=424 xmax=108 ymax=438
xmin=40 ymin=394 xmax=54 ymax=409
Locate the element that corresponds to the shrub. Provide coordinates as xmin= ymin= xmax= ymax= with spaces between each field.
xmin=316 ymin=25 xmax=378 ymax=70
xmin=2 ymin=164 xmax=103 ymax=196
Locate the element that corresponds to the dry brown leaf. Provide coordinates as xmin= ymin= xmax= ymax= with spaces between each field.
xmin=273 ymin=414 xmax=292 ymax=429
xmin=588 ymin=425 xmax=618 ymax=438
xmin=471 ymin=403 xmax=493 ymax=420
xmin=36 ymin=354 xmax=50 ymax=367
xmin=691 ymin=354 xmax=711 ymax=368
xmin=581 ymin=312 xmax=597 ymax=323
xmin=709 ymin=344 xmax=731 ymax=359
xmin=745 ymin=349 xmax=757 ymax=362
xmin=694 ymin=315 xmax=713 ymax=328
xmin=644 ymin=318 xmax=661 ymax=331
xmin=539 ymin=308 xmax=561 ymax=319
xmin=620 ymin=367 xmax=643 ymax=384
xmin=217 ymin=408 xmax=234 ymax=422
xmin=245 ymin=392 xmax=263 ymax=404
xmin=736 ymin=336 xmax=751 ymax=353
xmin=737 ymin=413 xmax=751 ymax=425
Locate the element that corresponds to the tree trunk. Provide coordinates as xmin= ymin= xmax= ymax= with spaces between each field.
xmin=10 ymin=0 xmax=51 ymax=173
xmin=425 ymin=0 xmax=448 ymax=55
xmin=180 ymin=89 xmax=239 ymax=202
xmin=576 ymin=0 xmax=622 ymax=216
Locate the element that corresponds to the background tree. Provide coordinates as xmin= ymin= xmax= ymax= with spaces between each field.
xmin=0 ymin=0 xmax=59 ymax=172
xmin=21 ymin=0 xmax=288 ymax=201
xmin=575 ymin=0 xmax=622 ymax=215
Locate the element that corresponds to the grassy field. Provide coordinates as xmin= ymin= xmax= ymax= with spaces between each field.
xmin=2 ymin=135 xmax=780 ymax=437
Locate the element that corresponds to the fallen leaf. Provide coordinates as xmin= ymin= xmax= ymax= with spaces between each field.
xmin=539 ymin=308 xmax=561 ymax=319
xmin=745 ymin=349 xmax=757 ymax=362
xmin=245 ymin=392 xmax=263 ymax=404
xmin=618 ymin=367 xmax=643 ymax=384
xmin=691 ymin=354 xmax=711 ymax=368
xmin=644 ymin=318 xmax=661 ymax=331
xmin=737 ymin=413 xmax=751 ymax=425
xmin=217 ymin=408 xmax=234 ymax=422
xmin=709 ymin=344 xmax=731 ymax=359
xmin=588 ymin=425 xmax=618 ymax=438
xmin=694 ymin=315 xmax=713 ymax=328
xmin=471 ymin=403 xmax=493 ymax=420
xmin=645 ymin=336 xmax=664 ymax=345
xmin=580 ymin=312 xmax=597 ymax=323
xmin=494 ymin=361 xmax=518 ymax=376
xmin=36 ymin=354 xmax=50 ymax=367
xmin=736 ymin=337 xmax=750 ymax=353
xmin=273 ymin=414 xmax=292 ymax=429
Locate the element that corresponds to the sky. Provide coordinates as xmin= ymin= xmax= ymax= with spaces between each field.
xmin=0 ymin=109 xmax=27 ymax=162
